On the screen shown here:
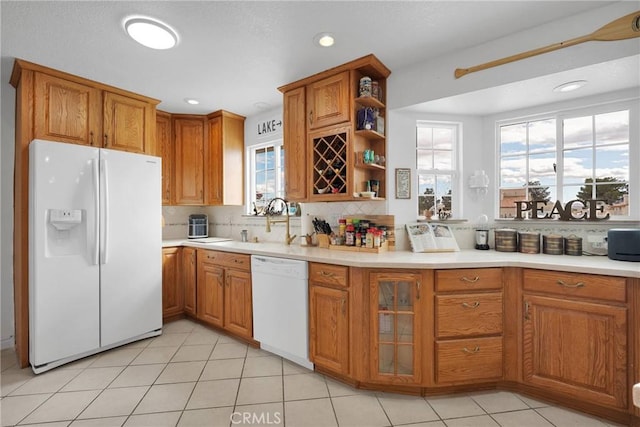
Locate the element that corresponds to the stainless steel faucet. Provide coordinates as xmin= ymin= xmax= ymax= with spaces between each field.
xmin=265 ymin=197 xmax=297 ymax=245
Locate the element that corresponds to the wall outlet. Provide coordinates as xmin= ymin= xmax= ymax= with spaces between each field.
xmin=587 ymin=235 xmax=608 ymax=250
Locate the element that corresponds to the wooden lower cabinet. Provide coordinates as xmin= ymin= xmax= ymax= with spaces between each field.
xmin=162 ymin=247 xmax=183 ymax=320
xmin=182 ymin=247 xmax=197 ymax=316
xmin=196 ymin=250 xmax=252 ymax=340
xmin=224 ymin=269 xmax=253 ymax=338
xmin=309 ymin=284 xmax=349 ymax=375
xmin=369 ymin=271 xmax=423 ymax=385
xmin=435 ymin=336 xmax=503 ymax=384
xmin=522 ymin=294 xmax=627 ymax=409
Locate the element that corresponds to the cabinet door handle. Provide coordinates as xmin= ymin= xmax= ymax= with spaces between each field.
xmin=462 ymin=346 xmax=480 ymax=354
xmin=320 ymin=271 xmax=336 ymax=279
xmin=462 ymin=301 xmax=480 ymax=309
xmin=309 ymin=110 xmax=313 ymax=125
xmin=461 ymin=276 xmax=480 ymax=283
xmin=104 ymin=134 xmax=108 ymax=146
xmin=524 ymin=301 xmax=530 ymax=320
xmin=416 ymin=281 xmax=421 ymax=300
xmin=556 ymin=280 xmax=585 ymax=288
xmin=90 ymin=131 xmax=94 ymax=146
xmin=341 ymin=298 xmax=346 ymax=316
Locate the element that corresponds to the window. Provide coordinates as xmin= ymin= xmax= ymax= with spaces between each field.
xmin=498 ymin=103 xmax=632 ymax=219
xmin=247 ymin=140 xmax=284 ymax=214
xmin=416 ymin=122 xmax=459 ymax=219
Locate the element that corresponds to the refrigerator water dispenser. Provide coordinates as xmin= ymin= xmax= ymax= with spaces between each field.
xmin=46 ymin=208 xmax=86 ymax=257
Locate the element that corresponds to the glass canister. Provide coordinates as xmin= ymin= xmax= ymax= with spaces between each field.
xmin=359 ymin=76 xmax=372 ymax=97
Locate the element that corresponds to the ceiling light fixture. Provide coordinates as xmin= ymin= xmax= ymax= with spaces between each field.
xmin=553 ymin=80 xmax=587 ymax=93
xmin=184 ymin=98 xmax=200 ymax=105
xmin=314 ymin=33 xmax=335 ymax=48
xmin=124 ymin=16 xmax=178 ymax=50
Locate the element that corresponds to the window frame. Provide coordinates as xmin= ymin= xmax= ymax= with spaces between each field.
xmin=415 ymin=120 xmax=461 ymax=219
xmin=495 ymin=99 xmax=638 ymax=220
xmin=245 ymin=139 xmax=284 ymax=215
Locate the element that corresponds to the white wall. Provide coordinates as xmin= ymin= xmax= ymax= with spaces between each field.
xmin=2 ymin=1 xmax=638 ymax=348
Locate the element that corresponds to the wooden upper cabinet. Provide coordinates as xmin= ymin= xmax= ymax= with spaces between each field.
xmin=33 ymin=72 xmax=102 ymax=146
xmin=173 ymin=116 xmax=205 ymax=205
xmin=103 ymin=91 xmax=155 ymax=154
xmin=283 ymin=87 xmax=307 ymax=201
xmin=156 ymin=112 xmax=173 ymax=205
xmin=204 ymin=111 xmax=245 ymax=206
xmin=307 ymin=71 xmax=350 ymax=130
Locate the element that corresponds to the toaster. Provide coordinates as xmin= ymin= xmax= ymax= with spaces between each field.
xmin=188 ymin=214 xmax=208 ymax=239
xmin=607 ymin=228 xmax=640 ymax=262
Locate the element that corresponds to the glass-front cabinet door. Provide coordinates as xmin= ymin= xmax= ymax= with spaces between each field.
xmin=369 ymin=272 xmax=423 ymax=384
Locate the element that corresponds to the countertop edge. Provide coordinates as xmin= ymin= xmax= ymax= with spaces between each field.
xmin=163 ymin=239 xmax=640 ymax=278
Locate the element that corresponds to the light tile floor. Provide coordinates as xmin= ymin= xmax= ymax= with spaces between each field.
xmin=0 ymin=319 xmax=627 ymax=427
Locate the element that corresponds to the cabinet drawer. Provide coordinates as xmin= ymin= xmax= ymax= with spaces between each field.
xmin=309 ymin=263 xmax=349 ymax=287
xmin=197 ymin=250 xmax=250 ymax=271
xmin=523 ymin=269 xmax=626 ymax=303
xmin=436 ymin=293 xmax=503 ymax=338
xmin=435 ymin=268 xmax=502 ymax=292
xmin=436 ymin=337 xmax=503 ymax=384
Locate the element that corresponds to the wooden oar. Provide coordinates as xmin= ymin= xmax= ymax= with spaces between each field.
xmin=455 ymin=10 xmax=640 ymax=79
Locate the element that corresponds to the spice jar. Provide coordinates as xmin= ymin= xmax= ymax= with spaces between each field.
xmin=345 ymin=223 xmax=355 ymax=246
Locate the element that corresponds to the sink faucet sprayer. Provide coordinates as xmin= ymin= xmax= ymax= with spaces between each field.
xmin=265 ymin=197 xmax=297 ymax=245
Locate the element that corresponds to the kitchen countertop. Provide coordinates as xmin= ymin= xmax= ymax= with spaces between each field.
xmin=163 ymin=238 xmax=639 ymax=278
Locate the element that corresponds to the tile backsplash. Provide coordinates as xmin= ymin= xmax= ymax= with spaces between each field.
xmin=163 ymin=204 xmax=635 ymax=255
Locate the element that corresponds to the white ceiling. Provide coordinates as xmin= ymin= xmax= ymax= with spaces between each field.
xmin=1 ymin=1 xmax=636 ymax=117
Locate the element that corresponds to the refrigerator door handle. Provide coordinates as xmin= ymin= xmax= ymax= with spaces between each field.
xmin=92 ymin=158 xmax=100 ymax=265
xmin=100 ymin=158 xmax=110 ymax=265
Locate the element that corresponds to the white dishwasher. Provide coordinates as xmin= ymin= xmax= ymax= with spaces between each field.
xmin=251 ymin=255 xmax=312 ymax=369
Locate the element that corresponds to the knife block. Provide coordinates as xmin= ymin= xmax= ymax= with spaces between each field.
xmin=316 ymin=234 xmax=330 ymax=248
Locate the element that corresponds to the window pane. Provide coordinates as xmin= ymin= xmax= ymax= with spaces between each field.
xmin=500 ymin=156 xmax=526 ymax=187
xmin=528 ymin=119 xmax=556 ymax=154
xmin=563 ymin=116 xmax=592 ymax=149
xmin=255 ymin=148 xmax=267 ymax=172
xmin=265 ymin=146 xmax=275 ymax=169
xmin=596 ymin=145 xmax=629 ymax=182
xmin=499 ymin=188 xmax=527 ymax=218
xmin=433 ymin=128 xmax=453 ymax=150
xmin=416 ymin=127 xmax=433 ymax=149
xmin=563 ymin=148 xmax=592 ymax=185
xmin=433 ymin=150 xmax=452 ymax=170
xmin=417 ymin=150 xmax=433 ymax=170
xmin=500 ymin=123 xmax=527 ymax=155
xmin=529 ymin=152 xmax=556 ymax=186
xmin=418 ymin=174 xmax=435 ymax=217
xmin=596 ymin=110 xmax=628 ymax=145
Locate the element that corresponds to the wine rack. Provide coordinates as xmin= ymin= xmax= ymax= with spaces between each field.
xmin=312 ymin=130 xmax=348 ymax=196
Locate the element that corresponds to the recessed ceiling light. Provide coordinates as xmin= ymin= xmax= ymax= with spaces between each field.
xmin=184 ymin=98 xmax=200 ymax=105
xmin=553 ymin=80 xmax=587 ymax=93
xmin=314 ymin=33 xmax=335 ymax=48
xmin=124 ymin=16 xmax=178 ymax=50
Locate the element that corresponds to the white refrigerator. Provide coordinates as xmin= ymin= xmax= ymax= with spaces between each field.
xmin=29 ymin=139 xmax=162 ymax=373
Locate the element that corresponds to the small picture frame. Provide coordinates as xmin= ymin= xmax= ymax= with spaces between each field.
xmin=395 ymin=168 xmax=411 ymax=199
